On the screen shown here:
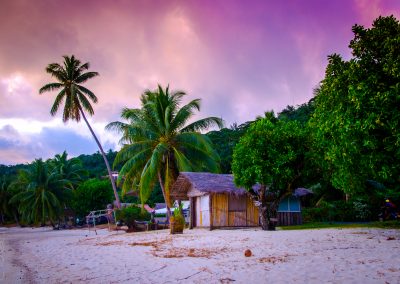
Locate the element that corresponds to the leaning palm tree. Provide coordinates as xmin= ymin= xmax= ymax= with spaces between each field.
xmin=39 ymin=55 xmax=121 ymax=208
xmin=107 ymin=85 xmax=223 ymax=216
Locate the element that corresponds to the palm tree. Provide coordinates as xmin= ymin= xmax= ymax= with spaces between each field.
xmin=39 ymin=55 xmax=121 ymax=208
xmin=9 ymin=159 xmax=67 ymax=225
xmin=49 ymin=151 xmax=88 ymax=190
xmin=107 ymin=85 xmax=223 ymax=216
xmin=0 ymin=176 xmax=12 ymax=224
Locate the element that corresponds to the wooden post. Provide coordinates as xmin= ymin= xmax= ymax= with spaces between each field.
xmin=189 ymin=197 xmax=194 ymax=229
xmin=209 ymin=193 xmax=213 ymax=231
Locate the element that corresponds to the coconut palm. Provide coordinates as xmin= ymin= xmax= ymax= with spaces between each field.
xmin=107 ymin=85 xmax=223 ymax=216
xmin=49 ymin=151 xmax=87 ymax=190
xmin=0 ymin=176 xmax=12 ymax=224
xmin=39 ymin=55 xmax=121 ymax=208
xmin=9 ymin=159 xmax=67 ymax=225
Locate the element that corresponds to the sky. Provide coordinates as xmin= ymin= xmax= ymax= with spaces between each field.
xmin=0 ymin=0 xmax=399 ymax=165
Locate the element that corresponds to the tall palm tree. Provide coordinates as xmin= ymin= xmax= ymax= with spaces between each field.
xmin=9 ymin=159 xmax=67 ymax=225
xmin=107 ymin=85 xmax=223 ymax=216
xmin=39 ymin=55 xmax=121 ymax=208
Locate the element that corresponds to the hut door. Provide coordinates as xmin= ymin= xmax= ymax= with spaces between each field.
xmin=228 ymin=195 xmax=247 ymax=226
xmin=196 ymin=195 xmax=210 ymax=227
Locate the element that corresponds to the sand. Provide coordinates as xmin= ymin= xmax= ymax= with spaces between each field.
xmin=1 ymin=226 xmax=399 ymax=283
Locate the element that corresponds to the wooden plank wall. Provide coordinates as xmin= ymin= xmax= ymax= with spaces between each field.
xmin=278 ymin=212 xmax=302 ymax=226
xmin=228 ymin=212 xmax=247 ymax=226
xmin=212 ymin=194 xmax=228 ymax=226
xmin=246 ymin=197 xmax=259 ymax=226
xmin=211 ymin=194 xmax=259 ymax=227
xmin=209 ymin=194 xmax=302 ymax=227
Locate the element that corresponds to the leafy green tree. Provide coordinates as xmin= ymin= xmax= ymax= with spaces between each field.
xmin=71 ymin=178 xmax=114 ymax=218
xmin=9 ymin=159 xmax=68 ymax=225
xmin=39 ymin=55 xmax=121 ymax=208
xmin=107 ymin=85 xmax=223 ymax=216
xmin=77 ymin=150 xmax=118 ymax=178
xmin=49 ymin=151 xmax=87 ymax=190
xmin=232 ymin=114 xmax=308 ymax=230
xmin=278 ymin=98 xmax=315 ymax=124
xmin=310 ymin=15 xmax=400 ymax=195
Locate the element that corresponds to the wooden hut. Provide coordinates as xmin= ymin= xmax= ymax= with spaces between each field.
xmin=171 ymin=172 xmax=312 ymax=228
xmin=171 ymin=172 xmax=259 ymax=229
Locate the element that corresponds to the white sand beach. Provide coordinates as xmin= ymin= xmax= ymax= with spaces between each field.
xmin=1 ymin=226 xmax=399 ymax=283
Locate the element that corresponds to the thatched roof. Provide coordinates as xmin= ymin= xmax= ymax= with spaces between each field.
xmin=171 ymin=172 xmax=314 ymax=201
xmin=171 ymin=172 xmax=248 ymax=200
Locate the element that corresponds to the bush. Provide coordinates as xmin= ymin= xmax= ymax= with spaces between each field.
xmin=303 ymin=199 xmax=373 ymax=223
xmin=352 ymin=199 xmax=372 ymax=221
xmin=115 ymin=206 xmax=150 ymax=230
xmin=172 ymin=206 xmax=185 ymax=225
xmin=71 ymin=179 xmax=114 ymax=218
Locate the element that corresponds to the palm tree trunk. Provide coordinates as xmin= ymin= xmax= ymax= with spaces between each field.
xmin=79 ymin=107 xmax=121 ymax=209
xmin=13 ymin=212 xmax=19 ymax=226
xmin=158 ymin=171 xmax=171 ymax=221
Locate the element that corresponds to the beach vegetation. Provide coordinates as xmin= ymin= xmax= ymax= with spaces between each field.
xmin=310 ymin=15 xmax=400 ymax=196
xmin=232 ymin=113 xmax=308 ymax=230
xmin=0 ymin=176 xmax=19 ymax=224
xmin=71 ymin=178 xmax=114 ymax=218
xmin=115 ymin=205 xmax=150 ymax=231
xmin=39 ymin=55 xmax=121 ymax=208
xmin=49 ymin=151 xmax=88 ymax=190
xmin=8 ymin=159 xmax=69 ymax=225
xmin=107 ymin=85 xmax=223 ymax=218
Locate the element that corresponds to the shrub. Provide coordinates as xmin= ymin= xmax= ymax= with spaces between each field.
xmin=303 ymin=199 xmax=373 ymax=223
xmin=352 ymin=199 xmax=371 ymax=221
xmin=71 ymin=179 xmax=114 ymax=218
xmin=115 ymin=206 xmax=150 ymax=230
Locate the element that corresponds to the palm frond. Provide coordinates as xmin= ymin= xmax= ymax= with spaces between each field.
xmin=77 ymin=85 xmax=98 ymax=103
xmin=75 ymin=72 xmax=99 ymax=84
xmin=181 ymin=117 xmax=224 ymax=132
xmin=50 ymin=89 xmax=66 ymax=116
xmin=77 ymin=91 xmax=95 ymax=116
xmin=39 ymin=83 xmax=63 ymax=94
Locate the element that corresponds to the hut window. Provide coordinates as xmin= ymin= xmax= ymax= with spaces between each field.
xmin=278 ymin=196 xmax=300 ymax=212
xmin=228 ymin=195 xmax=246 ymax=211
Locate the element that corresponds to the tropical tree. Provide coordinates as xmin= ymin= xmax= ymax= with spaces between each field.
xmin=9 ymin=159 xmax=68 ymax=225
xmin=107 ymin=85 xmax=223 ymax=216
xmin=232 ymin=114 xmax=308 ymax=230
xmin=310 ymin=15 xmax=400 ymax=195
xmin=71 ymin=178 xmax=114 ymax=218
xmin=49 ymin=151 xmax=87 ymax=190
xmin=0 ymin=176 xmax=14 ymax=224
xmin=206 ymin=122 xmax=251 ymax=173
xmin=39 ymin=55 xmax=121 ymax=208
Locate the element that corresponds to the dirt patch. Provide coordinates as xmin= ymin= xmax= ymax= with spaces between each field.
xmin=129 ymin=237 xmax=172 ymax=249
xmin=130 ymin=238 xmax=229 ymax=259
xmin=350 ymin=231 xmax=369 ymax=235
xmin=258 ymin=255 xmax=289 ymax=264
xmin=153 ymin=247 xmax=229 ymax=259
xmin=95 ymin=240 xmax=124 ymax=246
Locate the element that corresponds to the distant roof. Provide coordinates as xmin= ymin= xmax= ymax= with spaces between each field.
xmin=171 ymin=172 xmax=248 ymax=200
xmin=294 ymin=188 xmax=313 ymax=197
xmin=154 ymin=203 xmax=166 ymax=210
